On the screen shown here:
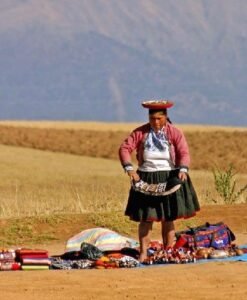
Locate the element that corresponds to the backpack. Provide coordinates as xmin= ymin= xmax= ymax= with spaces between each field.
xmin=175 ymin=222 xmax=236 ymax=249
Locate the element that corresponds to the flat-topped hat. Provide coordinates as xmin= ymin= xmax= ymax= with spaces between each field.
xmin=142 ymin=99 xmax=174 ymax=109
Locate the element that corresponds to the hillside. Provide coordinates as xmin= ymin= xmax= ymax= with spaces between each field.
xmin=0 ymin=0 xmax=246 ymax=125
xmin=0 ymin=122 xmax=246 ymax=173
xmin=0 ymin=140 xmax=246 ymax=300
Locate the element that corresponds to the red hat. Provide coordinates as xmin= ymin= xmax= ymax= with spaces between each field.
xmin=141 ymin=100 xmax=174 ymax=109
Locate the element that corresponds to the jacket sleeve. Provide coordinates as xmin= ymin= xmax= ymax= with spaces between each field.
xmin=172 ymin=128 xmax=190 ymax=169
xmin=118 ymin=129 xmax=140 ymax=168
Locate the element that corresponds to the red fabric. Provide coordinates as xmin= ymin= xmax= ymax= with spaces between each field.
xmin=19 ymin=254 xmax=49 ymax=259
xmin=107 ymin=253 xmax=124 ymax=259
xmin=16 ymin=249 xmax=48 ymax=256
xmin=149 ymin=240 xmax=164 ymax=251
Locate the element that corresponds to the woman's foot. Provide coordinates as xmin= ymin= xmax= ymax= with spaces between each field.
xmin=139 ymin=252 xmax=148 ymax=263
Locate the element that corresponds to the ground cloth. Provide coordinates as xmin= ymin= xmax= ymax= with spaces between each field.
xmin=197 ymin=245 xmax=247 ymax=263
xmin=140 ymin=245 xmax=247 ymax=268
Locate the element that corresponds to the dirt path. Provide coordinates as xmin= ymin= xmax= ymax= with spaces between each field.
xmin=0 ymin=262 xmax=246 ymax=300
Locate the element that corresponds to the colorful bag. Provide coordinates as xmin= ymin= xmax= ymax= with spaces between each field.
xmin=175 ymin=222 xmax=236 ymax=249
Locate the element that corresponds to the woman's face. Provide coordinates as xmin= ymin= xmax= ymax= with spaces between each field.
xmin=149 ymin=112 xmax=167 ymax=131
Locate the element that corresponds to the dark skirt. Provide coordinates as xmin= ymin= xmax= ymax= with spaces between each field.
xmin=125 ymin=169 xmax=200 ymax=222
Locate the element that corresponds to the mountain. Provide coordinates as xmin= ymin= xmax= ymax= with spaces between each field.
xmin=0 ymin=0 xmax=246 ymax=125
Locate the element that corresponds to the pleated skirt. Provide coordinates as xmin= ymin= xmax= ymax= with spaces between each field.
xmin=125 ymin=169 xmax=200 ymax=222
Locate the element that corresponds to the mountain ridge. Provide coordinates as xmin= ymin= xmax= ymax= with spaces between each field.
xmin=0 ymin=0 xmax=246 ymax=125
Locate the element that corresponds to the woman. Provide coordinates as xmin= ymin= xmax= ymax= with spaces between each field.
xmin=119 ymin=100 xmax=200 ymax=262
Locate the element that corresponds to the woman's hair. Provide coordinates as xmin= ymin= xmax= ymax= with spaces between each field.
xmin=148 ymin=108 xmax=172 ymax=123
xmin=148 ymin=108 xmax=167 ymax=115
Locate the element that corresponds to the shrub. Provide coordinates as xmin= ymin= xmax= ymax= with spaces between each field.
xmin=213 ymin=164 xmax=247 ymax=204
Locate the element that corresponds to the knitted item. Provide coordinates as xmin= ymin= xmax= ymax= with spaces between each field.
xmin=132 ymin=179 xmax=181 ymax=196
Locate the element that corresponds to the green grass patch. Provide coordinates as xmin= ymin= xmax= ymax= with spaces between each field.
xmin=0 ymin=218 xmax=58 ymax=247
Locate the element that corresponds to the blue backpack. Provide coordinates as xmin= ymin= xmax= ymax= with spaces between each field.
xmin=175 ymin=222 xmax=236 ymax=249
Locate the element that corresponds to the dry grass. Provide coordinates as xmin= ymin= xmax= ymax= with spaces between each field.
xmin=0 ymin=121 xmax=142 ymax=132
xmin=0 ymin=122 xmax=246 ymax=173
xmin=0 ymin=120 xmax=246 ymax=132
xmin=0 ymin=143 xmax=246 ymax=245
xmin=0 ymin=145 xmax=129 ymax=218
xmin=0 ymin=144 xmax=246 ymax=219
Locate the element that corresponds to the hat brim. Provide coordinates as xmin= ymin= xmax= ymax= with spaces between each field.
xmin=142 ymin=100 xmax=174 ymax=109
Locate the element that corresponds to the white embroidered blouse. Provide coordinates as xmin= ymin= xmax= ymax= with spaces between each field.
xmin=138 ymin=128 xmax=174 ymax=172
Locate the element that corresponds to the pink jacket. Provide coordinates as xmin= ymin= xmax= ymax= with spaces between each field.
xmin=119 ymin=122 xmax=190 ymax=169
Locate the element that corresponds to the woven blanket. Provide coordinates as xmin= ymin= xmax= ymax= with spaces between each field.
xmin=20 ymin=254 xmax=49 ymax=259
xmin=21 ymin=265 xmax=50 ymax=271
xmin=65 ymin=227 xmax=139 ymax=253
xmin=16 ymin=249 xmax=48 ymax=256
xmin=22 ymin=258 xmax=51 ymax=265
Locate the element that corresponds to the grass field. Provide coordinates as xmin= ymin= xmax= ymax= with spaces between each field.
xmin=0 ymin=121 xmax=246 ymax=132
xmin=0 ymin=144 xmax=246 ymax=220
xmin=0 ymin=121 xmax=246 ymax=173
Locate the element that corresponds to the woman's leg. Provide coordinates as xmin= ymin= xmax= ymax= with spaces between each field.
xmin=161 ymin=220 xmax=175 ymax=248
xmin=138 ymin=221 xmax=153 ymax=262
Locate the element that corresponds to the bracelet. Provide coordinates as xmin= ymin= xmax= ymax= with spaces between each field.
xmin=124 ymin=165 xmax=134 ymax=172
xmin=179 ymin=168 xmax=188 ymax=173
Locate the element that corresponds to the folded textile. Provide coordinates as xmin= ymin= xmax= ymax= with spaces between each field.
xmin=0 ymin=259 xmax=16 ymax=264
xmin=66 ymin=227 xmax=139 ymax=253
xmin=51 ymin=254 xmax=138 ymax=269
xmin=106 ymin=254 xmax=140 ymax=268
xmin=15 ymin=249 xmax=49 ymax=265
xmin=19 ymin=254 xmax=49 ymax=259
xmin=0 ymin=250 xmax=16 ymax=261
xmin=0 ymin=262 xmax=21 ymax=271
xmin=21 ymin=258 xmax=51 ymax=265
xmin=21 ymin=265 xmax=50 ymax=271
xmin=50 ymin=257 xmax=94 ymax=270
xmin=16 ymin=249 xmax=48 ymax=256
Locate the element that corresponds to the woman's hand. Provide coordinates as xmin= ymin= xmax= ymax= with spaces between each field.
xmin=127 ymin=170 xmax=140 ymax=182
xmin=178 ymin=171 xmax=187 ymax=182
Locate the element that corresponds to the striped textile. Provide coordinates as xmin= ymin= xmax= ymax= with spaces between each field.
xmin=65 ymin=227 xmax=139 ymax=253
xmin=21 ymin=265 xmax=49 ymax=271
xmin=21 ymin=258 xmax=51 ymax=265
